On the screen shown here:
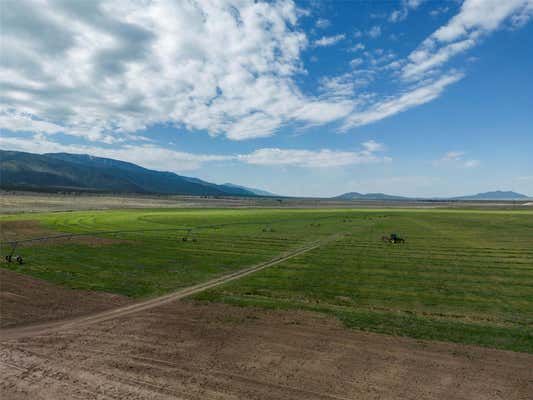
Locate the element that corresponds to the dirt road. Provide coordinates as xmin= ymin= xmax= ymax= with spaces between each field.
xmin=1 ymin=234 xmax=340 ymax=339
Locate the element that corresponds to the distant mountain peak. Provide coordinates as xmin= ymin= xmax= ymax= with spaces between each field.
xmin=453 ymin=191 xmax=529 ymax=200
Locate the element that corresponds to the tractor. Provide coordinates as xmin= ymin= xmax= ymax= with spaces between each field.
xmin=382 ymin=233 xmax=405 ymax=244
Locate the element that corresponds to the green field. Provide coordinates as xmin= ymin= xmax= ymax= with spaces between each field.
xmin=1 ymin=208 xmax=532 ymax=352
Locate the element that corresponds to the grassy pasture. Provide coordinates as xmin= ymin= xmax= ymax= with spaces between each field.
xmin=0 ymin=209 xmax=349 ymax=296
xmin=1 ymin=208 xmax=532 ymax=352
xmin=195 ymin=210 xmax=533 ymax=352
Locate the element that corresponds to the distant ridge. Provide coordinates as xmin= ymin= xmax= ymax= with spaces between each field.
xmin=0 ymin=150 xmax=264 ymax=197
xmin=451 ymin=191 xmax=530 ymax=200
xmin=334 ymin=190 xmax=531 ymax=201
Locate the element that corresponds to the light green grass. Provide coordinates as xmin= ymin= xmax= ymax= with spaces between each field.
xmin=193 ymin=211 xmax=533 ymax=352
xmin=1 ymin=208 xmax=532 ymax=352
xmin=0 ymin=209 xmax=352 ymax=296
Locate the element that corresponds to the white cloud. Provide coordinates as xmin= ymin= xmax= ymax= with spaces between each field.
xmin=0 ymin=0 xmax=352 ymax=142
xmin=349 ymin=43 xmax=365 ymax=52
xmin=315 ymin=18 xmax=330 ymax=29
xmin=429 ymin=6 xmax=450 ymax=18
xmin=314 ymin=34 xmax=346 ymax=47
xmin=403 ymin=38 xmax=476 ymax=79
xmin=0 ymin=134 xmax=231 ymax=171
xmin=239 ymin=142 xmax=390 ymax=168
xmin=433 ymin=150 xmax=480 ymax=168
xmin=389 ymin=9 xmax=408 ymax=23
xmin=389 ymin=0 xmax=425 ymax=23
xmin=362 ymin=140 xmax=385 ymax=152
xmin=342 ymin=72 xmax=464 ymax=129
xmin=349 ymin=58 xmax=363 ymax=67
xmin=319 ymin=75 xmax=356 ymax=98
xmin=2 ymin=0 xmax=530 ymax=144
xmin=368 ymin=26 xmax=382 ymax=38
xmin=402 ymin=0 xmax=533 ymax=79
xmin=511 ymin=2 xmax=533 ymax=27
xmin=1 ymin=134 xmax=389 ymax=171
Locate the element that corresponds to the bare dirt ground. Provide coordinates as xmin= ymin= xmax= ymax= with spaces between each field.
xmin=0 ymin=269 xmax=132 ymax=328
xmin=1 ymin=300 xmax=531 ymax=400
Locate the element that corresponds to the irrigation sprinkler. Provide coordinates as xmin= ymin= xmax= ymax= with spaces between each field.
xmin=262 ymin=224 xmax=274 ymax=232
xmin=180 ymin=229 xmax=197 ymax=242
xmin=3 ymin=242 xmax=23 ymax=264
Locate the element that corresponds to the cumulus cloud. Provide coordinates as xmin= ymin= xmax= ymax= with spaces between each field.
xmin=314 ymin=34 xmax=346 ymax=47
xmin=433 ymin=151 xmax=480 ymax=168
xmin=0 ymin=0 xmax=352 ymax=142
xmin=2 ymin=0 xmax=530 ymax=143
xmin=402 ymin=0 xmax=533 ymax=79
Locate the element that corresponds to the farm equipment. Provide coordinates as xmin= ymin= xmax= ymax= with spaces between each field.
xmin=3 ymin=242 xmax=23 ymax=264
xmin=180 ymin=230 xmax=197 ymax=242
xmin=382 ymin=233 xmax=405 ymax=244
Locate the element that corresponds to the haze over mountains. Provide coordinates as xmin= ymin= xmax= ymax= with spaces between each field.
xmin=222 ymin=183 xmax=278 ymax=197
xmin=334 ymin=192 xmax=409 ymax=201
xmin=1 ymin=150 xmax=530 ymax=200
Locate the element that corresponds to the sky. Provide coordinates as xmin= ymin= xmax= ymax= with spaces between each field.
xmin=1 ymin=0 xmax=532 ymax=197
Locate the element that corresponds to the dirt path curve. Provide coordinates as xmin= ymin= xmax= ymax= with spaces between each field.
xmin=0 ymin=233 xmax=343 ymax=340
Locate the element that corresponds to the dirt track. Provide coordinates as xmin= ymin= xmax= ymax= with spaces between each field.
xmin=0 ymin=235 xmax=335 ymax=339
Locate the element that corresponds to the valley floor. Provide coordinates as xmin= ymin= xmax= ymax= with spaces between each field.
xmin=1 ymin=206 xmax=532 ymax=399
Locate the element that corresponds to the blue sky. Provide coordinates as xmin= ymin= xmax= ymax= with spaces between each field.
xmin=1 ymin=0 xmax=532 ymax=197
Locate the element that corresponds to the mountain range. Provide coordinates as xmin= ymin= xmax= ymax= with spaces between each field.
xmin=0 ymin=150 xmax=261 ymax=197
xmin=1 ymin=150 xmax=530 ymax=200
xmin=334 ymin=190 xmax=530 ymax=201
